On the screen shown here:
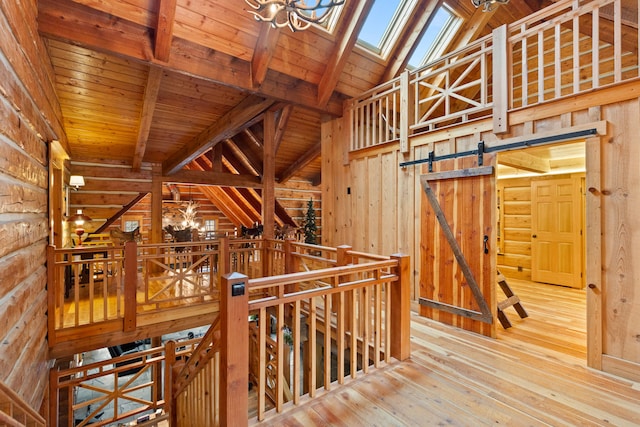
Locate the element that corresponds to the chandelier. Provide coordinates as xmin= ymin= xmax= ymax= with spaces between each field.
xmin=472 ymin=0 xmax=509 ymax=12
xmin=245 ymin=0 xmax=345 ymax=32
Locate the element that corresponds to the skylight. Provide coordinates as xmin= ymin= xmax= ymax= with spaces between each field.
xmin=407 ymin=5 xmax=460 ymax=69
xmin=357 ymin=0 xmax=416 ymax=57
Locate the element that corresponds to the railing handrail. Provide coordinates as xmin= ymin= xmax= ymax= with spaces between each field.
xmin=248 ymin=259 xmax=397 ymax=290
xmin=0 ymin=379 xmax=45 ymax=427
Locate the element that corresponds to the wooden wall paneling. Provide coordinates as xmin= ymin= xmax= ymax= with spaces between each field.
xmin=381 ymin=151 xmax=398 ymax=256
xmin=585 ymin=135 xmax=602 ymax=370
xmin=601 ymin=100 xmax=640 ymax=367
xmin=367 ymin=155 xmax=381 ymax=252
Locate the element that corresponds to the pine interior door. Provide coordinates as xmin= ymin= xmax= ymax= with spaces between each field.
xmin=419 ymin=155 xmax=496 ymax=338
xmin=531 ymin=177 xmax=583 ymax=288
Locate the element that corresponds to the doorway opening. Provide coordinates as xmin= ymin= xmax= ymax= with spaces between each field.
xmin=495 ymin=140 xmax=587 ymax=360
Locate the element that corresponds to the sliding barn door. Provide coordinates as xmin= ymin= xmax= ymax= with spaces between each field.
xmin=419 ymin=154 xmax=496 ymax=338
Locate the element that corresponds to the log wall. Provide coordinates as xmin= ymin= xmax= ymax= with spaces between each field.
xmin=0 ymin=0 xmax=61 ymax=413
xmin=323 ymin=88 xmax=640 ymax=381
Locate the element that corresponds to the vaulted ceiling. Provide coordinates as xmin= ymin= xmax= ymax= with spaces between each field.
xmin=37 ymin=0 xmax=545 ymax=225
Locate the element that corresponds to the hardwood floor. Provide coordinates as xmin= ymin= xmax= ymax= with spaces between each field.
xmin=254 ymin=279 xmax=640 ymax=426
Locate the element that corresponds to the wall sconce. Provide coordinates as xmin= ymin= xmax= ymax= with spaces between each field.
xmin=67 ymin=209 xmax=92 ymax=247
xmin=69 ymin=175 xmax=85 ymax=190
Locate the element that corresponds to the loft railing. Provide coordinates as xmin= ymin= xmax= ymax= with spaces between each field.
xmin=246 ymin=253 xmax=410 ymax=422
xmin=48 ymin=243 xmax=411 ymax=427
xmin=0 ymin=379 xmax=45 ymax=427
xmin=348 ymin=0 xmax=640 ymax=152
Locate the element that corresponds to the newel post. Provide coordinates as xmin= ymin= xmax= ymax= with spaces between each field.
xmin=123 ymin=241 xmax=137 ymax=332
xmin=220 ymin=272 xmax=249 ymax=427
xmin=390 ymin=253 xmax=411 ymax=361
xmin=164 ymin=340 xmax=177 ymax=426
xmin=219 ymin=237 xmax=230 ymax=278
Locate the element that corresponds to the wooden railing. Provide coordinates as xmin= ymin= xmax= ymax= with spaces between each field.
xmin=49 ymin=242 xmax=410 ymax=426
xmin=0 ymin=379 xmax=45 ymax=427
xmin=348 ymin=0 xmax=640 ymax=151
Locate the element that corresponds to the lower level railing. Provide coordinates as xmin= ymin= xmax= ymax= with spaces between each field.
xmin=48 ymin=244 xmax=411 ymax=426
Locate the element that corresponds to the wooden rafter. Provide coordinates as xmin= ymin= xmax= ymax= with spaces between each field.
xmin=251 ymin=24 xmax=280 ymax=88
xmin=154 ymin=0 xmax=177 ymax=62
xmin=163 ymin=169 xmax=262 ymax=189
xmin=163 ymin=95 xmax=274 ymax=175
xmin=499 ymin=151 xmax=550 ymax=173
xmin=218 ymin=143 xmax=253 ymax=175
xmin=274 ymin=105 xmax=292 ymax=154
xmin=90 ymin=192 xmax=149 ymax=234
xmin=226 ymin=135 xmax=263 ymax=177
xmin=132 ymin=66 xmax=163 ymax=171
xmin=37 ymin=0 xmax=344 ymax=116
xmin=317 ymin=0 xmax=374 ymax=107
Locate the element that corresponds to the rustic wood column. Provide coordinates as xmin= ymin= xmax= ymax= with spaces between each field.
xmin=390 ymin=253 xmax=411 ymax=361
xmin=220 ymin=272 xmax=249 ymax=427
xmin=262 ymin=110 xmax=276 ymax=239
xmin=151 ymin=163 xmax=163 ymax=244
xmin=123 ymin=241 xmax=138 ymax=332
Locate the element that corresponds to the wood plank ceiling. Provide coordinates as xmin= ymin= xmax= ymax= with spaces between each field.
xmin=37 ymin=0 xmax=542 ymax=227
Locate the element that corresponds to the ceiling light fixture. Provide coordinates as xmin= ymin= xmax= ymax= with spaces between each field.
xmin=245 ymin=0 xmax=345 ymax=32
xmin=472 ymin=0 xmax=509 ymax=12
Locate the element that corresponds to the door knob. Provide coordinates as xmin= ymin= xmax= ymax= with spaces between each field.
xmin=532 ymin=234 xmax=537 ymax=238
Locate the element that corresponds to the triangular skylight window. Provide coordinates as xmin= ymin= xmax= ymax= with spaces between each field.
xmin=357 ymin=0 xmax=417 ymax=58
xmin=407 ymin=5 xmax=460 ymax=69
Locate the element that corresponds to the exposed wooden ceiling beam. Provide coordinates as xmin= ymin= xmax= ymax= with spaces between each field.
xmin=278 ymin=141 xmax=321 ymax=184
xmin=37 ymin=0 xmax=344 ymax=116
xmin=251 ymin=24 xmax=280 ymax=88
xmin=317 ymin=0 xmax=374 ymax=107
xmin=225 ymin=137 xmax=262 ymax=177
xmin=163 ymin=95 xmax=274 ymax=174
xmin=132 ymin=66 xmax=163 ymax=171
xmin=163 ymin=169 xmax=262 ymax=188
xmin=187 ymin=161 xmax=255 ymax=226
xmin=90 ymin=192 xmax=149 ymax=234
xmin=154 ymin=0 xmax=177 ymax=62
xmin=274 ymin=105 xmax=292 ymax=154
xmin=498 ymin=151 xmax=550 ymax=173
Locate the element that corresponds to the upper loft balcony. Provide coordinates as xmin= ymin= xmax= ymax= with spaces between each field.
xmin=347 ymin=0 xmax=640 ymax=154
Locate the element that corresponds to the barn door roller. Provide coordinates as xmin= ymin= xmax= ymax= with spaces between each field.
xmin=399 ymin=128 xmax=598 ymax=171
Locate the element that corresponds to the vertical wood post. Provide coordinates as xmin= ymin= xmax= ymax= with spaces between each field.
xmin=390 ymin=253 xmax=411 ymax=361
xmin=123 ymin=241 xmax=137 ymax=332
xmin=337 ymin=245 xmax=352 ymax=321
xmin=220 ymin=272 xmax=249 ymax=427
xmin=262 ymin=110 xmax=276 ymax=239
xmin=165 ymin=340 xmax=177 ymax=427
xmin=284 ymin=238 xmax=294 ymax=274
xmin=47 ymin=245 xmax=57 ymax=347
xmin=219 ymin=237 xmax=229 ymax=278
xmin=49 ymin=368 xmax=58 ymax=427
xmin=492 ymin=25 xmax=509 ymax=134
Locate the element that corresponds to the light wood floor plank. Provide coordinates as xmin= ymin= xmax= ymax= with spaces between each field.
xmin=257 ymin=280 xmax=640 ymax=426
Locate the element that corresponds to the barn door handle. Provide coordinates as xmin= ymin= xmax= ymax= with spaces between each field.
xmin=483 ymin=235 xmax=489 ymax=254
